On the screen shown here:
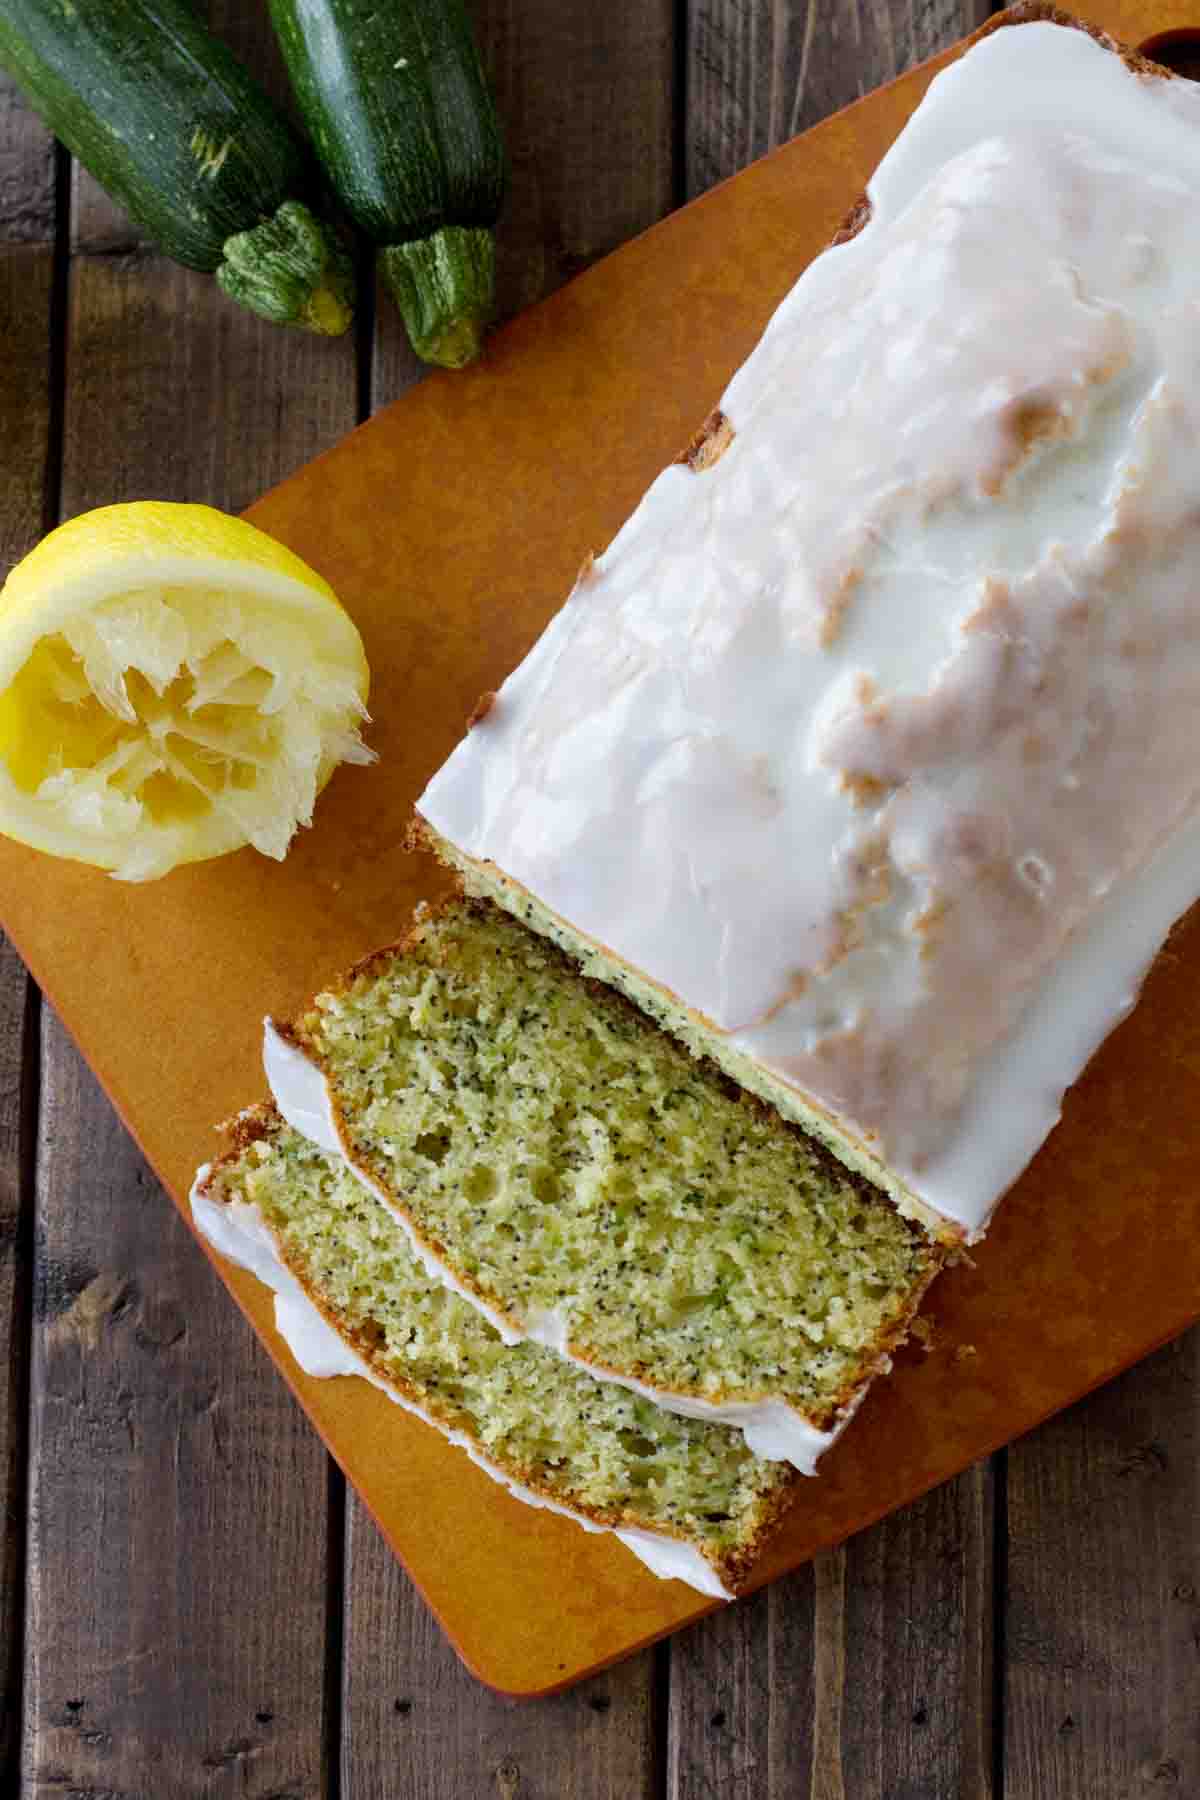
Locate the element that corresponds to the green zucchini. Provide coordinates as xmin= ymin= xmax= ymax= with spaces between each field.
xmin=268 ymin=0 xmax=507 ymax=368
xmin=0 ymin=0 xmax=355 ymax=335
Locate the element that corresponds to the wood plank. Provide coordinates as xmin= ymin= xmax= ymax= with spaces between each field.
xmin=0 ymin=71 xmax=56 ymax=564
xmin=372 ymin=0 xmax=677 ymax=400
xmin=23 ymin=1020 xmax=333 ymax=1797
xmin=0 ymin=66 xmax=55 ymax=1784
xmin=343 ymin=0 xmax=675 ymax=1767
xmin=1004 ymin=1333 xmax=1200 ymax=1798
xmin=685 ymin=0 xmax=991 ymax=197
xmin=667 ymin=1462 xmax=994 ymax=1798
xmin=0 ymin=69 xmax=55 ymax=251
xmin=667 ymin=1570 xmax=815 ymax=1797
xmin=18 ymin=4 xmax=358 ymax=1790
xmin=339 ymin=1500 xmax=658 ymax=1798
xmin=669 ymin=5 xmax=997 ymax=1792
xmin=0 ymin=930 xmax=35 ymax=1786
xmin=838 ymin=1462 xmax=994 ymax=1798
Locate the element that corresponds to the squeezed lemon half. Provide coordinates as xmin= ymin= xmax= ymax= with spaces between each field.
xmin=0 ymin=503 xmax=373 ymax=880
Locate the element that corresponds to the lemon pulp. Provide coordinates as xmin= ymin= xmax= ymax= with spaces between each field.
xmin=0 ymin=505 xmax=373 ymax=880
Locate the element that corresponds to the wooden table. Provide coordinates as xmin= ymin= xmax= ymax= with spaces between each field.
xmin=1 ymin=3 xmax=1197 ymax=1793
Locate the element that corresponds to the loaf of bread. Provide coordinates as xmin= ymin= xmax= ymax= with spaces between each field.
xmin=416 ymin=8 xmax=1200 ymax=1245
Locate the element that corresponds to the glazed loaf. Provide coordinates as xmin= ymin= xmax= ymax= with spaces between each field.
xmin=416 ymin=10 xmax=1200 ymax=1243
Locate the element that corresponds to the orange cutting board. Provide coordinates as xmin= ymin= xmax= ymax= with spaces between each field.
xmin=3 ymin=0 xmax=1198 ymax=1697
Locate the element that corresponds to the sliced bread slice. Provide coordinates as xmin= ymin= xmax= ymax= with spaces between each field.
xmin=191 ymin=1105 xmax=803 ymax=1597
xmin=264 ymin=898 xmax=944 ymax=1470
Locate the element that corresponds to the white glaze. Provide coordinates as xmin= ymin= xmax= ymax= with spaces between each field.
xmin=524 ymin=1304 xmax=844 ymax=1471
xmin=610 ymin=1525 xmax=730 ymax=1596
xmin=262 ymin=1023 xmax=343 ymax=1156
xmin=418 ymin=22 xmax=1200 ymax=1237
xmin=264 ymin=1018 xmax=524 ymax=1346
xmin=189 ymin=1173 xmax=732 ymax=1598
xmin=267 ymin=1023 xmax=852 ymax=1470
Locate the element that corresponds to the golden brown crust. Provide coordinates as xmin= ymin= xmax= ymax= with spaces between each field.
xmin=412 ymin=824 xmax=968 ymax=1245
xmin=307 ymin=1274 xmax=799 ymax=1592
xmin=719 ymin=1474 xmax=807 ymax=1591
xmin=972 ymin=2 xmax=1172 ymax=78
xmin=205 ymin=1101 xmax=283 ymax=1171
xmin=279 ymin=891 xmax=946 ymax=1429
xmin=808 ymin=9 xmax=1175 ymax=265
xmin=405 ymin=811 xmax=437 ymax=859
xmin=199 ymin=1135 xmax=795 ymax=1592
xmin=263 ymin=1014 xmax=307 ymax=1056
xmin=676 ymin=409 xmax=736 ymax=472
xmin=305 ymin=889 xmax=481 ymax=993
xmin=296 ymin=887 xmax=937 ymax=1238
xmin=829 ymin=195 xmax=873 ymax=247
xmin=465 ymin=690 xmax=498 ymax=731
xmin=215 ymin=971 xmax=934 ymax=1585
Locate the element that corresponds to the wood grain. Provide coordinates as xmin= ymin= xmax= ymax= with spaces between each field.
xmin=667 ymin=1571 xmax=816 ymax=1797
xmin=0 ymin=71 xmax=56 ymax=574
xmin=837 ymin=1463 xmax=995 ymax=1799
xmin=17 ymin=3 xmax=357 ymax=1790
xmin=1004 ymin=1335 xmax=1200 ymax=1798
xmin=0 ymin=67 xmax=55 ymax=1785
xmin=685 ymin=0 xmax=991 ymax=197
xmin=372 ymin=0 xmax=676 ymax=402
xmin=0 ymin=928 xmax=34 ymax=1786
xmin=22 ymin=1019 xmax=332 ymax=1797
xmin=64 ymin=135 xmax=356 ymax=513
xmin=667 ymin=1463 xmax=994 ymax=1799
xmin=340 ymin=1500 xmax=658 ymax=1797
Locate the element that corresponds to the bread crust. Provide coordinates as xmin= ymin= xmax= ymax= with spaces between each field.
xmin=278 ymin=894 xmax=946 ymax=1434
xmin=197 ymin=1109 xmax=798 ymax=1593
xmin=409 ymin=822 xmax=968 ymax=1245
xmin=676 ymin=409 xmax=736 ymax=472
xmin=828 ymin=6 xmax=1174 ymax=255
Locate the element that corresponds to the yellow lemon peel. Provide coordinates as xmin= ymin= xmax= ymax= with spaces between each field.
xmin=0 ymin=502 xmax=373 ymax=879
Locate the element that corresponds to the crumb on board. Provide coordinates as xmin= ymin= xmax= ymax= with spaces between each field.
xmin=910 ymin=1315 xmax=937 ymax=1354
xmin=466 ymin=690 xmax=498 ymax=731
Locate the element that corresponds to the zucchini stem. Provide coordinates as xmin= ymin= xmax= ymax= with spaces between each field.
xmin=217 ymin=200 xmax=355 ymax=336
xmin=380 ymin=225 xmax=496 ymax=369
